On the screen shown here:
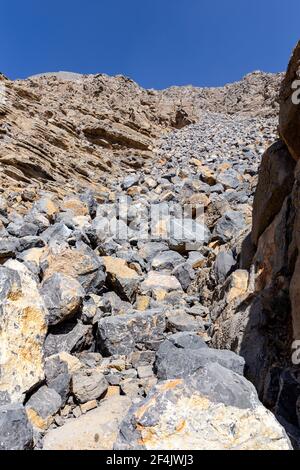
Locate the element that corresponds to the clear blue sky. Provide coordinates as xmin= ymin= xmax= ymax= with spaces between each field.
xmin=2 ymin=0 xmax=299 ymax=89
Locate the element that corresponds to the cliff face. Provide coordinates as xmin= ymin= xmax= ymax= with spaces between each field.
xmin=0 ymin=71 xmax=281 ymax=201
xmin=213 ymin=41 xmax=300 ymax=447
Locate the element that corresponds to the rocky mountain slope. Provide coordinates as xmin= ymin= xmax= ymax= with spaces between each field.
xmin=0 ymin=61 xmax=296 ymax=450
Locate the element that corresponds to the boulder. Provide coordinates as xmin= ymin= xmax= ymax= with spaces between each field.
xmin=140 ymin=271 xmax=182 ymax=293
xmin=151 ymin=250 xmax=184 ymax=271
xmin=0 ymin=261 xmax=48 ymax=403
xmin=101 ymin=256 xmax=140 ymax=301
xmin=41 ymin=273 xmax=84 ymax=325
xmin=155 ymin=338 xmax=245 ymax=380
xmin=42 ymin=243 xmax=106 ymax=293
xmin=25 ymin=385 xmax=62 ymax=430
xmin=115 ymin=364 xmax=291 ymax=450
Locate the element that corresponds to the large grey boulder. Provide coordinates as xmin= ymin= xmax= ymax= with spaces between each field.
xmin=155 ymin=338 xmax=245 ymax=380
xmin=115 ymin=363 xmax=292 ymax=450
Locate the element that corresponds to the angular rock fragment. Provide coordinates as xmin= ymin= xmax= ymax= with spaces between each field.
xmin=101 ymin=256 xmax=140 ymax=301
xmin=25 ymin=386 xmax=62 ymax=430
xmin=98 ymin=309 xmax=166 ymax=355
xmin=155 ymin=338 xmax=245 ymax=380
xmin=72 ymin=368 xmax=108 ymax=404
xmin=41 ymin=273 xmax=84 ymax=325
xmin=0 ymin=404 xmax=33 ymax=450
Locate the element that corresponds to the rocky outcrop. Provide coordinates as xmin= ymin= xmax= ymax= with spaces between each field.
xmin=212 ymin=41 xmax=300 ymax=447
xmin=0 ymin=70 xmax=281 ymax=205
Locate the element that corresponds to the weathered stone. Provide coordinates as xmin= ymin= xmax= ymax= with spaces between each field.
xmin=155 ymin=339 xmax=245 ymax=380
xmin=172 ymin=262 xmax=195 ymax=291
xmin=140 ymin=271 xmax=182 ymax=293
xmin=44 ymin=322 xmax=93 ymax=357
xmin=225 ymin=270 xmax=249 ymax=303
xmin=279 ymin=40 xmax=300 ymax=160
xmin=166 ymin=309 xmax=204 ymax=333
xmin=115 ymin=364 xmax=291 ymax=450
xmin=72 ymin=368 xmax=108 ymax=404
xmin=42 ymin=243 xmax=106 ymax=292
xmin=151 ymin=250 xmax=184 ymax=271
xmin=0 ymin=404 xmax=33 ymax=450
xmin=44 ymin=355 xmax=70 ymax=404
xmin=138 ymin=242 xmax=169 ymax=262
xmin=43 ymin=395 xmax=131 ymax=450
xmin=25 ymin=386 xmax=62 ymax=430
xmin=214 ymin=251 xmax=236 ymax=282
xmin=0 ymin=261 xmax=48 ymax=403
xmin=101 ymin=256 xmax=140 ymax=301
xmin=41 ymin=273 xmax=84 ymax=325
xmin=98 ymin=309 xmax=166 ymax=355
xmin=168 ymin=332 xmax=208 ymax=350
xmin=0 ymin=238 xmax=19 ymax=259
xmin=187 ymin=251 xmax=205 ymax=269
xmin=213 ymin=210 xmax=246 ymax=243
xmin=137 ymin=365 xmax=154 ymax=379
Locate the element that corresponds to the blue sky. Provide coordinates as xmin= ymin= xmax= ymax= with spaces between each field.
xmin=2 ymin=0 xmax=299 ymax=89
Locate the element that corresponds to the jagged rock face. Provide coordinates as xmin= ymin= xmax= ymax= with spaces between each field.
xmin=0 ymin=71 xmax=281 ymax=202
xmin=279 ymin=41 xmax=300 ymax=160
xmin=212 ymin=41 xmax=300 ymax=448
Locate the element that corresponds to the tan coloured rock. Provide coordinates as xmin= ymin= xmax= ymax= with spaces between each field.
xmin=141 ymin=271 xmax=182 ymax=293
xmin=0 ymin=260 xmax=48 ymax=403
xmin=102 ymin=256 xmax=140 ymax=301
xmin=42 ymin=395 xmax=132 ymax=450
xmin=226 ymin=270 xmax=249 ymax=303
xmin=54 ymin=352 xmax=82 ymax=375
xmin=0 ymin=71 xmax=281 ymax=200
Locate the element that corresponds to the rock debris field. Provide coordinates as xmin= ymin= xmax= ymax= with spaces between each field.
xmin=0 ymin=56 xmax=300 ymax=450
